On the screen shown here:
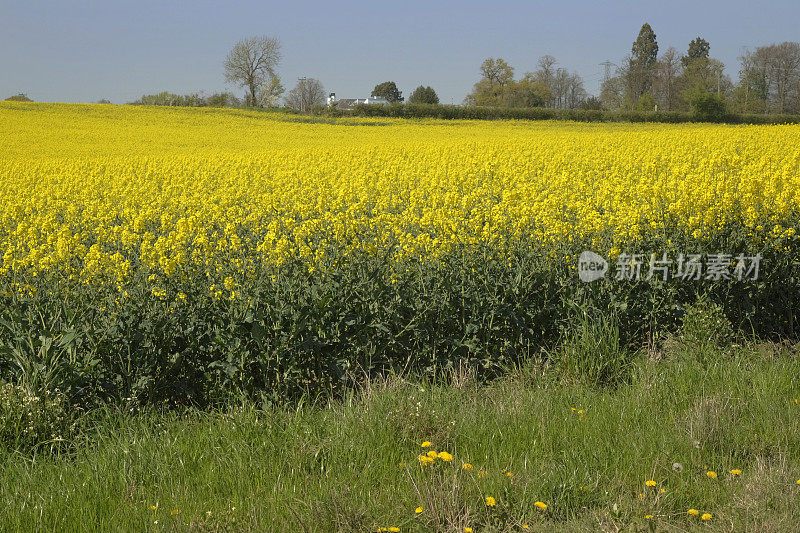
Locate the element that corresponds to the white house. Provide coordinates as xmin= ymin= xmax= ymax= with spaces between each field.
xmin=327 ymin=93 xmax=390 ymax=110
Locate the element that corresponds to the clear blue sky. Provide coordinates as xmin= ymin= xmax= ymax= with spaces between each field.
xmin=1 ymin=0 xmax=798 ymax=105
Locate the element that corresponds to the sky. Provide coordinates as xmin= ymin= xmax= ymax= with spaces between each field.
xmin=1 ymin=0 xmax=798 ymax=105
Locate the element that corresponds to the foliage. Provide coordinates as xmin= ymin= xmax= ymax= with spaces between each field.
xmin=371 ymin=81 xmax=404 ymax=103
xmin=681 ymin=296 xmax=734 ymax=349
xmin=3 ymin=93 xmax=32 ymax=102
xmin=683 ymin=37 xmax=711 ymax=67
xmin=634 ymin=93 xmax=656 ymax=112
xmin=685 ymin=85 xmax=728 ymax=121
xmin=0 ymin=384 xmax=73 ymax=453
xmin=578 ymin=96 xmax=603 ymax=111
xmin=408 ymin=85 xmax=439 ymax=105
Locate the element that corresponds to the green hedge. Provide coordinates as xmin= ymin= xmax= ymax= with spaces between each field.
xmin=322 ymin=103 xmax=800 ymax=125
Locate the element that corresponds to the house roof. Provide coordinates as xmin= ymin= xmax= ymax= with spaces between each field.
xmin=335 ymin=99 xmax=359 ymax=110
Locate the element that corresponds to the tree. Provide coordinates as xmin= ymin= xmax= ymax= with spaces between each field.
xmin=629 ymin=23 xmax=659 ymax=99
xmin=4 ymin=93 xmax=32 ymax=102
xmin=224 ymin=35 xmax=281 ymax=107
xmin=479 ymin=58 xmax=515 ymax=87
xmin=285 ymin=78 xmax=325 ymax=112
xmin=600 ymin=76 xmax=625 ymax=109
xmin=506 ymin=75 xmax=552 ymax=108
xmin=634 ymin=93 xmax=656 ymax=112
xmin=682 ymin=37 xmax=710 ymax=67
xmin=257 ymin=76 xmax=285 ymax=108
xmin=653 ymin=47 xmax=682 ymax=110
xmin=205 ymin=92 xmax=242 ymax=108
xmin=686 ymin=84 xmax=727 ymax=121
xmin=579 ymin=96 xmax=603 ymax=110
xmin=408 ymin=86 xmax=439 ymax=104
xmin=371 ymin=81 xmax=404 ymax=103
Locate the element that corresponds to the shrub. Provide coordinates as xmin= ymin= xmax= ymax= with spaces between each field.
xmin=0 ymin=384 xmax=73 ymax=453
xmin=681 ymin=296 xmax=734 ymax=349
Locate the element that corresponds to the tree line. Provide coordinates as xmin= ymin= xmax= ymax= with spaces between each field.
xmin=599 ymin=24 xmax=800 ymax=117
xmin=30 ymin=28 xmax=795 ymax=120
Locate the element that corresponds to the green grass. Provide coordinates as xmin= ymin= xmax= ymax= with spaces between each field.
xmin=2 ymin=341 xmax=800 ymax=532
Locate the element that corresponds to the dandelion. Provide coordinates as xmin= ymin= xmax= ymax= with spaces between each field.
xmin=389 ymin=528 xmax=400 ymax=532
xmin=438 ymin=451 xmax=453 ymax=462
xmin=421 ymin=441 xmax=431 ymax=448
xmin=707 ymin=471 xmax=717 ymax=479
xmin=462 ymin=463 xmax=473 ymax=471
xmin=415 ymin=506 xmax=423 ymax=514
xmin=637 ymin=493 xmax=644 ymax=499
xmin=701 ymin=513 xmax=712 ymax=521
xmin=645 ymin=515 xmax=653 ymax=519
xmin=485 ymin=496 xmax=496 ymax=507
xmin=464 ymin=528 xmax=473 ymax=533
xmin=534 ymin=501 xmax=547 ymax=510
xmin=523 ymin=526 xmax=530 ymax=530
xmin=688 ymin=509 xmax=700 ymax=516
xmin=427 ymin=450 xmax=438 ymax=458
xmin=418 ymin=454 xmax=434 ymax=465
xmin=645 ymin=480 xmax=657 ymax=487
xmin=730 ymin=469 xmax=741 ymax=475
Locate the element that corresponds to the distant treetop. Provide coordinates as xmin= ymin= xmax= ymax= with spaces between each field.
xmin=4 ymin=93 xmax=33 ymax=102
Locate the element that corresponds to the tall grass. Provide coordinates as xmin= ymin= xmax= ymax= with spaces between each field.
xmin=1 ymin=341 xmax=799 ymax=531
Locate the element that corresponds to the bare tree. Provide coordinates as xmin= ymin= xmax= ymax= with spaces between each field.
xmin=224 ymin=35 xmax=281 ymax=107
xmin=771 ymin=42 xmax=800 ymax=113
xmin=285 ymin=78 xmax=326 ymax=112
xmin=653 ymin=47 xmax=682 ymax=110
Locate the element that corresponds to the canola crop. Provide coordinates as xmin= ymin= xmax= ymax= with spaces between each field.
xmin=1 ymin=102 xmax=799 ymax=290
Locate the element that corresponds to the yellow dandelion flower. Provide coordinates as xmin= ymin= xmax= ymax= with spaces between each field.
xmin=427 ymin=450 xmax=438 ymax=458
xmin=534 ymin=501 xmax=547 ymax=510
xmin=462 ymin=463 xmax=473 ymax=471
xmin=415 ymin=506 xmax=423 ymax=514
xmin=706 ymin=471 xmax=717 ymax=479
xmin=388 ymin=528 xmax=400 ymax=532
xmin=730 ymin=469 xmax=741 ymax=475
xmin=485 ymin=496 xmax=496 ymax=507
xmin=421 ymin=441 xmax=431 ymax=448
xmin=645 ymin=480 xmax=657 ymax=487
xmin=438 ymin=451 xmax=453 ymax=461
xmin=645 ymin=515 xmax=653 ymax=519
xmin=688 ymin=508 xmax=700 ymax=516
xmin=701 ymin=513 xmax=712 ymax=521
xmin=464 ymin=528 xmax=473 ymax=533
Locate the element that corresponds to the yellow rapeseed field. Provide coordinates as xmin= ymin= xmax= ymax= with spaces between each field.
xmin=1 ymin=102 xmax=798 ymax=288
